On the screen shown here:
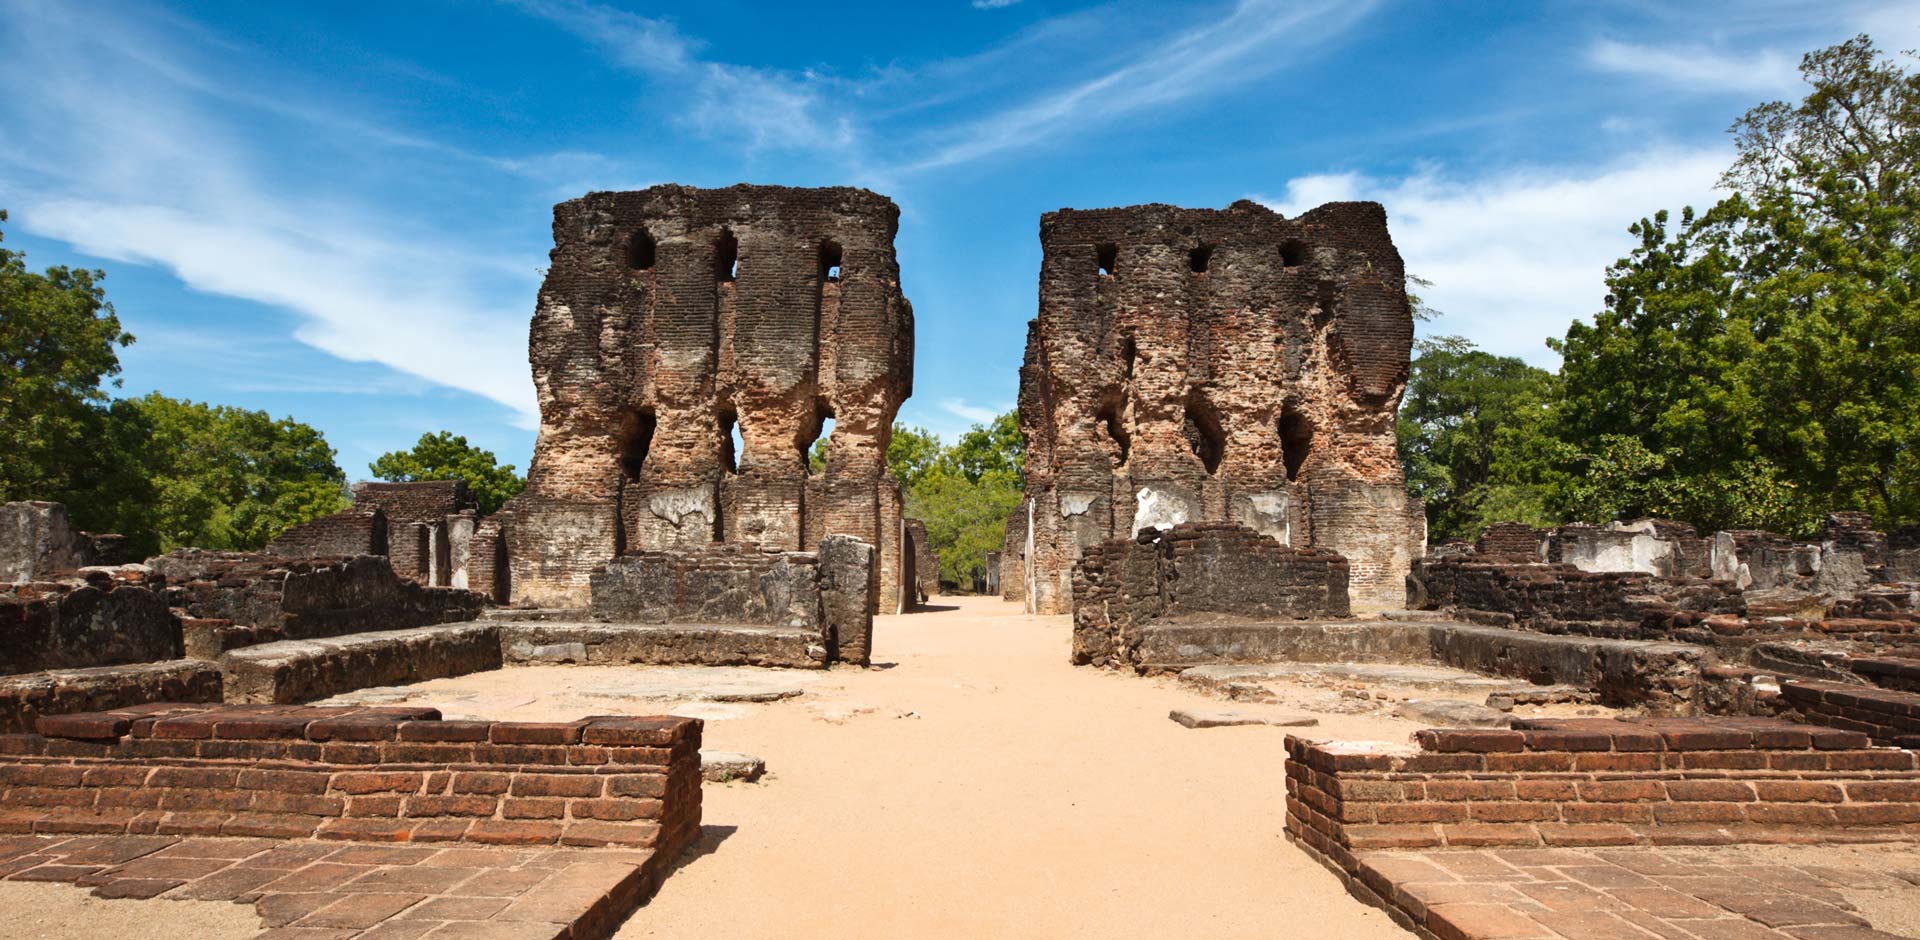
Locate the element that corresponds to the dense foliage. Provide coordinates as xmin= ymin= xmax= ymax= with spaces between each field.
xmin=1400 ymin=36 xmax=1920 ymax=540
xmin=370 ymin=432 xmax=525 ymax=514
xmin=0 ymin=211 xmax=350 ymax=554
xmin=890 ymin=412 xmax=1024 ymax=591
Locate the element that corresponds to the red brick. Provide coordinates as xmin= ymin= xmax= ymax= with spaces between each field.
xmin=489 ymin=722 xmax=584 ymax=745
xmin=603 ymin=774 xmax=667 ymax=798
xmin=1513 ymin=780 xmax=1578 ymax=801
xmin=502 ymin=799 xmax=566 ymax=820
xmin=147 ymin=715 xmax=220 ymax=740
xmin=212 ymin=715 xmax=312 ymax=740
xmin=1577 ymin=781 xmax=1663 ymax=803
xmin=558 ymin=820 xmax=662 ymax=847
xmin=147 ymin=767 xmax=238 ymax=789
xmin=569 ymin=798 xmax=661 ymax=822
xmin=346 ymin=795 xmax=406 ymax=817
xmin=1845 ymin=780 xmax=1920 ymax=802
xmin=466 ymin=820 xmax=562 ymax=845
xmin=1752 ymin=781 xmax=1844 ymax=803
xmin=396 ymin=720 xmax=492 ymax=743
xmin=1535 ymin=823 xmax=1639 ymax=846
xmin=450 ymin=772 xmax=511 ymax=795
xmin=306 ymin=718 xmax=402 ymax=742
xmin=1664 ymin=780 xmax=1755 ymax=802
xmin=1651 ymin=802 xmax=1747 ymax=823
xmin=1560 ymin=803 xmax=1652 ymax=824
xmin=1374 ymin=803 xmax=1468 ymax=824
xmin=315 ymin=817 xmax=417 ymax=842
xmin=238 ymin=770 xmax=332 ymax=794
xmin=1415 ymin=730 xmax=1526 ymax=753
xmin=35 ymin=713 xmax=131 ymax=740
xmin=1521 ymin=731 xmax=1613 ymax=752
xmin=222 ymin=814 xmax=320 ymax=839
xmin=402 ymin=795 xmax=497 ymax=817
xmin=508 ymin=774 xmax=600 ymax=798
xmin=332 ymin=772 xmax=424 ymax=795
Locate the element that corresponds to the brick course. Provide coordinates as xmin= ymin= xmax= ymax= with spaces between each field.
xmin=0 ymin=704 xmax=702 ymax=851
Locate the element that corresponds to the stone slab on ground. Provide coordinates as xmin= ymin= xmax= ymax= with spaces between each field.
xmin=1168 ymin=708 xmax=1319 ymax=729
xmin=1180 ymin=661 xmax=1537 ymax=696
xmin=700 ymin=750 xmax=767 ymax=782
xmin=0 ymin=832 xmax=688 ymax=940
xmin=1390 ymin=699 xmax=1513 ymax=728
xmin=499 ymin=622 xmax=826 ymax=669
xmin=219 ymin=622 xmax=501 ymax=704
xmin=1338 ymin=844 xmax=1920 ymax=940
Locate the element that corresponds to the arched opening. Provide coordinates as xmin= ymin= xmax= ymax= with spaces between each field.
xmin=1095 ymin=243 xmax=1119 ymax=277
xmin=1280 ymin=404 xmax=1313 ymax=482
xmin=625 ymin=229 xmax=655 ymax=270
xmin=1188 ymin=244 xmax=1213 ymax=273
xmin=620 ymin=409 xmax=657 ymax=481
xmin=1183 ymin=389 xmax=1225 ymax=475
xmin=819 ymin=240 xmax=843 ymax=282
xmin=1096 ymin=401 xmax=1130 ymax=466
xmin=715 ymin=229 xmax=739 ymax=282
xmin=800 ymin=400 xmax=835 ymax=475
xmin=1280 ymin=239 xmax=1309 ymax=269
xmin=717 ymin=406 xmax=739 ymax=473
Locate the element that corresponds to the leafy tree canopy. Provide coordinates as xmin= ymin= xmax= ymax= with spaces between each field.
xmin=1396 ymin=337 xmax=1557 ymax=540
xmin=370 ymin=431 xmax=525 ymax=515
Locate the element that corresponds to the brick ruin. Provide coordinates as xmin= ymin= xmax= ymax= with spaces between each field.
xmin=270 ymin=480 xmax=478 ymax=588
xmin=1008 ymin=200 xmax=1424 ymax=616
xmin=487 ymin=185 xmax=914 ymax=614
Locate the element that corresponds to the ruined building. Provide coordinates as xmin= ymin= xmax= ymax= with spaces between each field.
xmin=1007 ymin=200 xmax=1424 ymax=613
xmin=492 ymin=185 xmax=915 ymax=610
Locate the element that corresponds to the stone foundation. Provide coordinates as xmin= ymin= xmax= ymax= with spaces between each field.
xmin=1071 ymin=522 xmax=1349 ymax=669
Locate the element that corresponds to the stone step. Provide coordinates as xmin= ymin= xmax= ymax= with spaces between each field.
xmin=1849 ymin=655 xmax=1920 ymax=693
xmin=1783 ymin=679 xmax=1920 ymax=746
xmin=1137 ymin=619 xmax=1707 ymax=709
xmin=220 ymin=621 xmax=501 ymax=704
xmin=499 ymin=621 xmax=827 ymax=669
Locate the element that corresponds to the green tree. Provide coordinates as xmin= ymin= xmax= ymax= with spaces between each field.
xmin=906 ymin=464 xmax=1023 ymax=589
xmin=1396 ymin=337 xmax=1557 ymax=539
xmin=0 ymin=209 xmax=151 ymax=535
xmin=883 ymin=423 xmax=943 ymax=489
xmin=947 ymin=411 xmax=1025 ymax=484
xmin=124 ymin=393 xmax=350 ymax=552
xmin=370 ymin=432 xmax=525 ymax=514
xmin=1550 ymin=35 xmax=1920 ymax=533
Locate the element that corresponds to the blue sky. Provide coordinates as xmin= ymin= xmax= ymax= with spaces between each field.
xmin=2 ymin=0 xmax=1914 ymax=480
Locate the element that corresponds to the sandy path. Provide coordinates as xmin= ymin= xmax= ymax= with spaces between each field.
xmin=612 ymin=595 xmax=1409 ymax=939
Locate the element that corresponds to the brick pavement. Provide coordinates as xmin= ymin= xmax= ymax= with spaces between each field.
xmin=0 ymin=832 xmax=680 ymax=939
xmin=1346 ymin=844 xmax=1920 ymax=940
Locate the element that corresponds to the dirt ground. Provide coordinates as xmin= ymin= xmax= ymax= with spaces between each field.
xmin=0 ymin=881 xmax=259 ymax=939
xmin=364 ymin=595 xmax=1440 ymax=939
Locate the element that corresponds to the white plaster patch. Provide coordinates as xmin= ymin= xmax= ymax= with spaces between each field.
xmin=650 ymin=487 xmax=715 ymax=527
xmin=1058 ymin=493 xmax=1095 ymax=517
xmin=1132 ymin=486 xmax=1190 ymax=535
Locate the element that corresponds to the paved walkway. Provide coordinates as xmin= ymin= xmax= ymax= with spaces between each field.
xmin=1353 ymin=844 xmax=1920 ymax=940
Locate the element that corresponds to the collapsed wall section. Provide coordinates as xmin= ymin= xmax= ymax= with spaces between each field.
xmin=1072 ymin=522 xmax=1350 ymax=668
xmin=501 ymin=184 xmax=914 ymax=611
xmin=1013 ymin=200 xmax=1421 ymax=614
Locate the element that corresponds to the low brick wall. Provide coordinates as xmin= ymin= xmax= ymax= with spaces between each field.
xmin=151 ymin=551 xmax=487 ymax=644
xmin=0 ymin=662 xmax=222 ymax=733
xmin=1784 ymin=680 xmax=1920 ymax=747
xmin=1073 ymin=522 xmax=1351 ymax=668
xmin=1285 ymin=716 xmax=1920 ymax=876
xmin=0 ymin=704 xmax=702 ymax=851
xmin=265 ymin=508 xmax=387 ymax=557
xmin=0 ymin=577 xmax=181 ymax=673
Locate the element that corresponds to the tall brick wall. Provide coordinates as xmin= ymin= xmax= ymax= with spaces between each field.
xmin=1072 ymin=522 xmax=1349 ymax=668
xmin=0 ymin=704 xmax=702 ymax=850
xmin=1014 ymin=200 xmax=1422 ymax=614
xmin=504 ymin=184 xmax=914 ymax=612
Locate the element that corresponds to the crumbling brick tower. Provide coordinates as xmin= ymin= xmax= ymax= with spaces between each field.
xmin=1014 ymin=200 xmax=1424 ymax=614
xmin=499 ymin=184 xmax=914 ymax=609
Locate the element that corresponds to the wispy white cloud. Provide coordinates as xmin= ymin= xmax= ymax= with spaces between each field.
xmin=941 ymin=398 xmax=1008 ymax=425
xmin=973 ymin=0 xmax=1023 ymax=8
xmin=1256 ymin=148 xmax=1730 ymax=365
xmin=905 ymin=0 xmax=1379 ymax=171
xmin=1586 ymin=38 xmax=1800 ymax=95
xmin=0 ymin=0 xmax=540 ymax=424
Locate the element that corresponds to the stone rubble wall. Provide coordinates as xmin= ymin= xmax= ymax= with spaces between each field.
xmin=0 ymin=662 xmax=222 ymax=734
xmin=586 ymin=535 xmax=874 ymax=666
xmin=1071 ymin=522 xmax=1350 ymax=668
xmin=151 ymin=551 xmax=487 ymax=646
xmin=0 ymin=573 xmax=182 ymax=674
xmin=1784 ymin=680 xmax=1920 ymax=747
xmin=0 ymin=704 xmax=702 ymax=849
xmin=506 ymin=184 xmax=914 ymax=612
xmin=1 ymin=502 xmax=123 ymax=583
xmin=1014 ymin=200 xmax=1423 ymax=614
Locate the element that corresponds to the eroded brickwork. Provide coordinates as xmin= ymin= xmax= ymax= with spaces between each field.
xmin=1014 ymin=200 xmax=1423 ymax=614
xmin=500 ymin=185 xmax=914 ymax=610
